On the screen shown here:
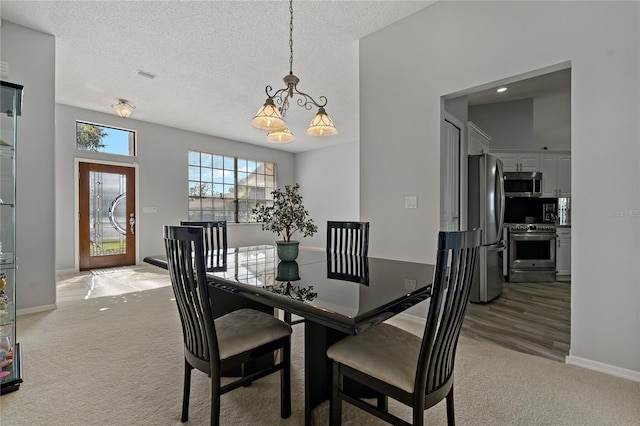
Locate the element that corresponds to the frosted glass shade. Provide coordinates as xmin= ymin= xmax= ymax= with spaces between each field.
xmin=266 ymin=127 xmax=295 ymax=144
xmin=306 ymin=107 xmax=338 ymax=137
xmin=251 ymin=99 xmax=287 ymax=131
xmin=112 ymin=100 xmax=135 ymax=119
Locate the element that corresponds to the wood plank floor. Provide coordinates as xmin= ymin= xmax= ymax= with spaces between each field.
xmin=461 ymin=280 xmax=571 ymax=363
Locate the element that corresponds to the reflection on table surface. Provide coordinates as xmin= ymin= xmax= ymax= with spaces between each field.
xmin=206 ymin=246 xmax=433 ymax=330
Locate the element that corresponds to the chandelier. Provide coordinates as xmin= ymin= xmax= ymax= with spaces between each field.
xmin=251 ymin=0 xmax=338 ymax=144
xmin=112 ymin=99 xmax=135 ymax=119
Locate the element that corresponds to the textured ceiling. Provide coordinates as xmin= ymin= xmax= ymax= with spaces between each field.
xmin=1 ymin=0 xmax=435 ymax=152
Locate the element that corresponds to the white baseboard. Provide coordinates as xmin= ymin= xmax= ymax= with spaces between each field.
xmin=17 ymin=304 xmax=57 ymax=316
xmin=566 ymin=355 xmax=640 ymax=382
xmin=56 ymin=268 xmax=78 ymax=275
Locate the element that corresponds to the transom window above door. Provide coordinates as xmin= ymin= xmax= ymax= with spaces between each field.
xmin=76 ymin=121 xmax=136 ymax=157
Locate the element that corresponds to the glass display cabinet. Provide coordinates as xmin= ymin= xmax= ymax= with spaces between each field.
xmin=0 ymin=81 xmax=23 ymax=394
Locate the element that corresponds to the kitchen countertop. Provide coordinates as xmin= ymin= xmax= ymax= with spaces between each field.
xmin=504 ymin=222 xmax=569 ymax=226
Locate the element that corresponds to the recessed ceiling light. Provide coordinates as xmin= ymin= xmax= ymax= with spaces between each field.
xmin=496 ymin=87 xmax=507 ymax=93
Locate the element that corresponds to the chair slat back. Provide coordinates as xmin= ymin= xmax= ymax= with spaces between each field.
xmin=327 ymin=252 xmax=370 ymax=285
xmin=416 ymin=229 xmax=481 ymax=395
xmin=327 ymin=221 xmax=370 ymax=256
xmin=164 ymin=225 xmax=220 ymax=367
xmin=180 ymin=221 xmax=228 ymax=270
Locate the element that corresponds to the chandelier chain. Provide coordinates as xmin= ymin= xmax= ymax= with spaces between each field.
xmin=289 ymin=0 xmax=294 ymax=75
xmin=252 ymin=0 xmax=337 ymax=139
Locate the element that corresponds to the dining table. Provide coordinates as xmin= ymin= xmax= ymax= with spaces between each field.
xmin=144 ymin=245 xmax=434 ymax=425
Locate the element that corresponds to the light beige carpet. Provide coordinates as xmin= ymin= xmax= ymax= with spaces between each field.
xmin=1 ymin=282 xmax=639 ymax=425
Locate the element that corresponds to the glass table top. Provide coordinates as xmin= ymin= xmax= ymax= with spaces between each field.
xmin=205 ymin=246 xmax=434 ymax=334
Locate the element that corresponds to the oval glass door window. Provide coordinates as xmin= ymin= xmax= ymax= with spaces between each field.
xmin=108 ymin=193 xmax=127 ymax=235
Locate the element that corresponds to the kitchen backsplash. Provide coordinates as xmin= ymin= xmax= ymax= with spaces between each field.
xmin=558 ymin=197 xmax=570 ymax=225
xmin=505 ymin=197 xmax=570 ymax=224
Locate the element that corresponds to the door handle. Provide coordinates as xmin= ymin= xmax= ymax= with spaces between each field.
xmin=496 ymin=160 xmax=505 ymax=236
xmin=129 ymin=213 xmax=135 ymax=235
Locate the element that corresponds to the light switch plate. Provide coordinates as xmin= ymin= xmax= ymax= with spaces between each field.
xmin=405 ymin=196 xmax=417 ymax=209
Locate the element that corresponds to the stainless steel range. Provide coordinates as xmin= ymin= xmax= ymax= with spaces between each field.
xmin=507 ymin=223 xmax=557 ymax=282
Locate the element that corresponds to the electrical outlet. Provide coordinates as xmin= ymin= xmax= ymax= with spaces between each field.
xmin=404 ymin=279 xmax=417 ymax=290
xmin=405 ymin=196 xmax=417 ymax=209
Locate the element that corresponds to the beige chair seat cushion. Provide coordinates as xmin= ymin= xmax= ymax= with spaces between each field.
xmin=216 ymin=308 xmax=292 ymax=360
xmin=327 ymin=323 xmax=420 ymax=393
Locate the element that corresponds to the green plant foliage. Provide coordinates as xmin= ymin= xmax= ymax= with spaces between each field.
xmin=189 ymin=182 xmax=212 ymax=198
xmin=252 ymin=183 xmax=317 ymax=242
xmin=76 ymin=122 xmax=107 ymax=151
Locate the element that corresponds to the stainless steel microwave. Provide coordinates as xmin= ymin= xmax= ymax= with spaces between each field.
xmin=504 ymin=172 xmax=542 ymax=197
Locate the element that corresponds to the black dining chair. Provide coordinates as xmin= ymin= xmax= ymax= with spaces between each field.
xmin=327 ymin=252 xmax=370 ymax=285
xmin=180 ymin=220 xmax=228 ymax=270
xmin=164 ymin=225 xmax=292 ymax=426
xmin=327 ymin=221 xmax=370 ymax=256
xmin=326 ymin=229 xmax=482 ymax=426
xmin=284 ymin=221 xmax=371 ymax=326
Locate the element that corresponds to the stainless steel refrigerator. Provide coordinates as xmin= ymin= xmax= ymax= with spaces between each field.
xmin=468 ymin=154 xmax=505 ymax=303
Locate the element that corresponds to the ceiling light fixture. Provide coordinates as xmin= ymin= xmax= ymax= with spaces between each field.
xmin=251 ymin=0 xmax=337 ymax=143
xmin=266 ymin=127 xmax=295 ymax=144
xmin=112 ymin=99 xmax=135 ymax=119
xmin=497 ymin=87 xmax=508 ymax=93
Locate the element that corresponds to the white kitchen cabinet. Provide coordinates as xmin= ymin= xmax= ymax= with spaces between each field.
xmin=539 ymin=154 xmax=558 ymax=196
xmin=557 ymin=154 xmax=571 ymax=196
xmin=556 ymin=227 xmax=571 ymax=277
xmin=493 ymin=152 xmax=539 ymax=172
xmin=467 ymin=121 xmax=491 ymax=155
xmin=493 ymin=153 xmax=517 ymax=171
xmin=539 ymin=153 xmax=571 ymax=197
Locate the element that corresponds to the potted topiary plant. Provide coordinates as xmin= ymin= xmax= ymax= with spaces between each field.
xmin=252 ymin=183 xmax=317 ymax=261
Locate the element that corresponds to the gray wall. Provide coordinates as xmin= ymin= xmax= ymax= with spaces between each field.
xmin=444 ymin=97 xmax=468 ymax=124
xmin=295 ymin=141 xmax=360 ymax=249
xmin=360 ymin=1 xmax=639 ymax=376
xmin=56 ymin=104 xmax=296 ymax=272
xmin=469 ymin=99 xmax=533 ymax=149
xmin=533 ymin=89 xmax=571 ymax=150
xmin=469 ymin=87 xmax=571 ymax=151
xmin=1 ymin=21 xmax=56 ymax=311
